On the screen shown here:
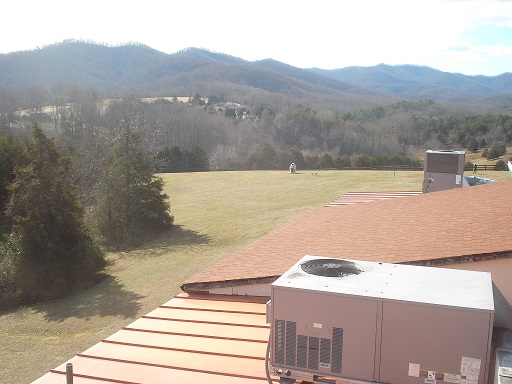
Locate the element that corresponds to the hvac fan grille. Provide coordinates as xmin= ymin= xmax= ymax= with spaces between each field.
xmin=300 ymin=259 xmax=363 ymax=278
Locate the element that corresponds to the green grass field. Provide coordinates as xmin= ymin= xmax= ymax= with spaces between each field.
xmin=0 ymin=169 xmax=510 ymax=383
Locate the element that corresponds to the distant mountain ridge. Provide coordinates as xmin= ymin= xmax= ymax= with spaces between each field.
xmin=310 ymin=64 xmax=512 ymax=99
xmin=1 ymin=41 xmax=511 ymax=108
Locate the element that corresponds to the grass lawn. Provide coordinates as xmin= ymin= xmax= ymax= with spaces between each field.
xmin=0 ymin=169 xmax=510 ymax=383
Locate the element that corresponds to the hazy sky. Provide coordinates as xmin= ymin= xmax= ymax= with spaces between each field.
xmin=2 ymin=0 xmax=511 ymax=76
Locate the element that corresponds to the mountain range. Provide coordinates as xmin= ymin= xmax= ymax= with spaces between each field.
xmin=1 ymin=41 xmax=511 ymax=109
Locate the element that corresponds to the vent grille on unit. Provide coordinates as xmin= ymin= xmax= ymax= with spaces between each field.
xmin=274 ymin=319 xmax=344 ymax=375
xmin=308 ymin=337 xmax=319 ymax=370
xmin=286 ymin=321 xmax=297 ymax=366
xmin=300 ymin=259 xmax=363 ymax=278
xmin=297 ymin=335 xmax=308 ymax=368
xmin=331 ymin=327 xmax=344 ymax=373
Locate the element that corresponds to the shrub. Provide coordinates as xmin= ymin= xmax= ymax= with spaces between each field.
xmin=334 ymin=154 xmax=351 ymax=168
xmin=495 ymin=159 xmax=507 ymax=171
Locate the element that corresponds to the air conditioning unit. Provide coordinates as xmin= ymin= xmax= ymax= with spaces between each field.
xmin=422 ymin=150 xmax=466 ymax=193
xmin=269 ymin=256 xmax=494 ymax=384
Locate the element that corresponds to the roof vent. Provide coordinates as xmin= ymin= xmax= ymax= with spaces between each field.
xmin=299 ymin=258 xmax=363 ymax=278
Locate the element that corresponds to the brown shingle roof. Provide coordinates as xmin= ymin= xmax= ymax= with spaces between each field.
xmin=183 ymin=180 xmax=512 ymax=291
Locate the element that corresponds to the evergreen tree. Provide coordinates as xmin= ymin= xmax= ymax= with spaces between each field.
xmin=185 ymin=147 xmax=209 ymax=172
xmin=276 ymin=145 xmax=305 ymax=170
xmin=334 ymin=154 xmax=352 ymax=168
xmin=318 ymin=153 xmax=334 ymax=169
xmin=93 ymin=127 xmax=173 ymax=249
xmin=245 ymin=143 xmax=277 ymax=169
xmin=4 ymin=124 xmax=105 ymax=301
xmin=467 ymin=139 xmax=479 ymax=153
xmin=0 ymin=134 xmax=21 ymax=227
xmin=153 ymin=146 xmax=185 ymax=172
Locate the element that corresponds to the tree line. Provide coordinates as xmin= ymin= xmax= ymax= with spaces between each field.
xmin=0 ymin=123 xmax=172 ymax=308
xmin=3 ymin=88 xmax=511 ymax=170
xmin=241 ymin=143 xmax=420 ymax=170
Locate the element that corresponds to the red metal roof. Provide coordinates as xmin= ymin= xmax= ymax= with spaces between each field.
xmin=32 ymin=293 xmax=273 ymax=384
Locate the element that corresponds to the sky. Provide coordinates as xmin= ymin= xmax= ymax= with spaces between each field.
xmin=1 ymin=0 xmax=512 ymax=76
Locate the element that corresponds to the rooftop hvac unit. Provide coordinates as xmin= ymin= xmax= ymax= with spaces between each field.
xmin=268 ymin=256 xmax=494 ymax=384
xmin=422 ymin=150 xmax=465 ymax=193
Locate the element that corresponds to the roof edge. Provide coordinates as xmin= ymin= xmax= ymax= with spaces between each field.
xmin=181 ymin=251 xmax=512 ymax=293
xmin=403 ymin=251 xmax=512 ymax=267
xmin=181 ymin=276 xmax=279 ymax=292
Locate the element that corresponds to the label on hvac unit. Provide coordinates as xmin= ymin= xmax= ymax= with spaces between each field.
xmin=460 ymin=357 xmax=480 ymax=384
xmin=460 ymin=357 xmax=480 ymax=376
xmin=406 ymin=357 xmax=481 ymax=384
xmin=409 ymin=364 xmax=463 ymax=384
xmin=408 ymin=363 xmax=421 ymax=377
xmin=425 ymin=370 xmax=437 ymax=384
xmin=443 ymin=373 xmax=461 ymax=383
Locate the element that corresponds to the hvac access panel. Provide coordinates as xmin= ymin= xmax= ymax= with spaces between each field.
xmin=379 ymin=300 xmax=493 ymax=384
xmin=269 ymin=256 xmax=494 ymax=384
xmin=271 ymin=289 xmax=379 ymax=381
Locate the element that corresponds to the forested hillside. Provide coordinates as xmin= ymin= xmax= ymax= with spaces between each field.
xmin=2 ymin=95 xmax=511 ymax=173
xmin=1 ymin=40 xmax=512 ymax=110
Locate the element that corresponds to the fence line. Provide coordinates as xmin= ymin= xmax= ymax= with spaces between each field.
xmin=468 ymin=164 xmax=506 ymax=171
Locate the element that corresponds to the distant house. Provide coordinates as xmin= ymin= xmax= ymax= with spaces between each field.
xmin=241 ymin=112 xmax=257 ymax=121
xmin=34 ymin=181 xmax=512 ymax=384
xmin=29 ymin=112 xmax=52 ymax=123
